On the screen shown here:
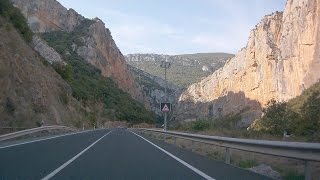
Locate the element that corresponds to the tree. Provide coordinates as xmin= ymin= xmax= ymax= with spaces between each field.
xmin=300 ymin=91 xmax=320 ymax=136
xmin=260 ymin=99 xmax=300 ymax=135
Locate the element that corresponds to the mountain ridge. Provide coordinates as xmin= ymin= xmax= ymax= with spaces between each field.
xmin=125 ymin=53 xmax=234 ymax=87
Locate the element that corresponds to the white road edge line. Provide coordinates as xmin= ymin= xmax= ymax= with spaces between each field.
xmin=40 ymin=131 xmax=112 ymax=180
xmin=129 ymin=130 xmax=216 ymax=180
xmin=0 ymin=129 xmax=105 ymax=149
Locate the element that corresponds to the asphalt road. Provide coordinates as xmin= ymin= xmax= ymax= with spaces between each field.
xmin=0 ymin=129 xmax=271 ymax=180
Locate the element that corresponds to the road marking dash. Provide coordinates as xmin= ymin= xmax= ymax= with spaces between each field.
xmin=129 ymin=130 xmax=216 ymax=180
xmin=41 ymin=131 xmax=112 ymax=180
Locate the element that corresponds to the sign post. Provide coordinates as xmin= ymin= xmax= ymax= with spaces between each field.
xmin=160 ymin=103 xmax=171 ymax=131
xmin=160 ymin=58 xmax=171 ymax=131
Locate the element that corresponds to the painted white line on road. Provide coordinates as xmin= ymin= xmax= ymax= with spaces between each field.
xmin=41 ymin=131 xmax=112 ymax=180
xmin=130 ymin=131 xmax=216 ymax=180
xmin=0 ymin=129 xmax=106 ymax=149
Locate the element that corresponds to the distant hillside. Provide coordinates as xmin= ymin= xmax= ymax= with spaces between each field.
xmin=125 ymin=53 xmax=234 ymax=87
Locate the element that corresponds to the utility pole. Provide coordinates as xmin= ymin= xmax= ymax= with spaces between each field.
xmin=160 ymin=57 xmax=171 ymax=131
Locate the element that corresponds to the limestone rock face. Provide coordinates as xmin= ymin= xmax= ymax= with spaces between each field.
xmin=177 ymin=0 xmax=320 ymax=125
xmin=11 ymin=0 xmax=148 ymax=105
xmin=32 ymin=36 xmax=64 ymax=64
xmin=76 ymin=19 xmax=146 ymax=103
xmin=11 ymin=0 xmax=84 ymax=32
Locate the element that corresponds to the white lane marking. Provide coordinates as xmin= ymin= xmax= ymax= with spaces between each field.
xmin=0 ymin=129 xmax=106 ymax=149
xmin=129 ymin=131 xmax=215 ymax=180
xmin=41 ymin=131 xmax=112 ymax=180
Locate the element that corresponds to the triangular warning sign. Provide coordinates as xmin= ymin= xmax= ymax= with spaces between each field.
xmin=162 ymin=104 xmax=170 ymax=112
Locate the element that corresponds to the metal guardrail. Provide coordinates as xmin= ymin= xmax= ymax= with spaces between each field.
xmin=0 ymin=126 xmax=74 ymax=142
xmin=136 ymin=128 xmax=320 ymax=180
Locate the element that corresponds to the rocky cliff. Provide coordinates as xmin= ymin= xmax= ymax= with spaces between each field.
xmin=177 ymin=0 xmax=320 ymax=125
xmin=11 ymin=0 xmax=147 ymax=105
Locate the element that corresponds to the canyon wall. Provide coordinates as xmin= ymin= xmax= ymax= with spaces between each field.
xmin=177 ymin=0 xmax=320 ymax=125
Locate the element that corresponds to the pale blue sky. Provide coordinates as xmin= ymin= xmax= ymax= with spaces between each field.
xmin=57 ymin=0 xmax=286 ymax=55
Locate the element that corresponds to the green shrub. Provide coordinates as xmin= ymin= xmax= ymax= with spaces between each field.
xmin=213 ymin=113 xmax=242 ymax=129
xmin=52 ymin=62 xmax=72 ymax=81
xmin=35 ymin=121 xmax=42 ymax=127
xmin=191 ymin=120 xmax=210 ymax=131
xmin=0 ymin=0 xmax=33 ymax=42
xmin=281 ymin=170 xmax=304 ymax=180
xmin=258 ymin=99 xmax=300 ymax=135
xmin=237 ymin=160 xmax=257 ymax=168
xmin=299 ymin=91 xmax=320 ymax=136
xmin=59 ymin=92 xmax=69 ymax=105
xmin=5 ymin=97 xmax=15 ymax=114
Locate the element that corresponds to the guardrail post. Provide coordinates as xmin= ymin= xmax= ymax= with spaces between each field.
xmin=174 ymin=137 xmax=177 ymax=146
xmin=191 ymin=140 xmax=195 ymax=152
xmin=225 ymin=147 xmax=230 ymax=164
xmin=304 ymin=161 xmax=311 ymax=180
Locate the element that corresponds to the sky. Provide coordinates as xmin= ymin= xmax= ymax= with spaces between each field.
xmin=57 ymin=0 xmax=286 ymax=55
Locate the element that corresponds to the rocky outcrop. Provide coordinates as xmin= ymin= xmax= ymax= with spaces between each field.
xmin=177 ymin=0 xmax=320 ymax=125
xmin=32 ymin=35 xmax=64 ymax=64
xmin=11 ymin=0 xmax=147 ymax=105
xmin=11 ymin=0 xmax=84 ymax=32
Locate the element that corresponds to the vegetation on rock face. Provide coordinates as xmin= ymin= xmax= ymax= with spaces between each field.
xmin=41 ymin=20 xmax=155 ymax=124
xmin=253 ymin=82 xmax=320 ymax=141
xmin=5 ymin=97 xmax=15 ymax=114
xmin=0 ymin=0 xmax=33 ymax=42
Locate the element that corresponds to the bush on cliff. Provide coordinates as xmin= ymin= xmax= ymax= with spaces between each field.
xmin=255 ymin=87 xmax=320 ymax=141
xmin=0 ymin=0 xmax=33 ymax=42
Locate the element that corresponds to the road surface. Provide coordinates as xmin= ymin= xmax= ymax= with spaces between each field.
xmin=0 ymin=129 xmax=271 ymax=179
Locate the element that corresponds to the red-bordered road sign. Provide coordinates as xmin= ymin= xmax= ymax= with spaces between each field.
xmin=160 ymin=103 xmax=171 ymax=112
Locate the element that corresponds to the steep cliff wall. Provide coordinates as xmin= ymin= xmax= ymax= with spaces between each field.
xmin=76 ymin=19 xmax=146 ymax=103
xmin=177 ymin=0 xmax=320 ymax=125
xmin=11 ymin=0 xmax=147 ymax=105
